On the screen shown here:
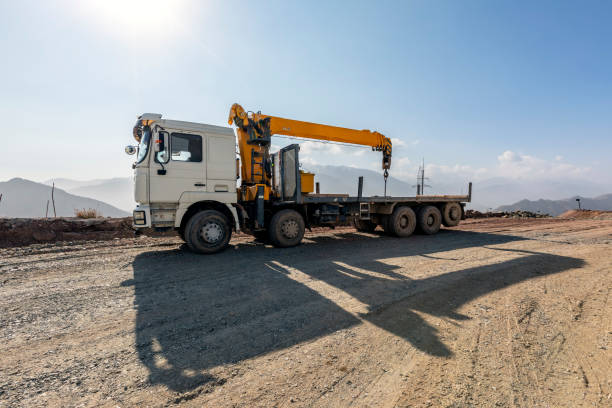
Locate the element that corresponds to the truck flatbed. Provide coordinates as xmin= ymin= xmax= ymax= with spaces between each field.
xmin=301 ymin=193 xmax=471 ymax=204
xmin=283 ymin=181 xmax=473 ymax=206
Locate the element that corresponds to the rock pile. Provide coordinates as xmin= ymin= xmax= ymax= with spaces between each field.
xmin=465 ymin=210 xmax=550 ymax=219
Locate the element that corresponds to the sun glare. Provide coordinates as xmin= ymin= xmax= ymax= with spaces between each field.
xmin=73 ymin=0 xmax=192 ymax=45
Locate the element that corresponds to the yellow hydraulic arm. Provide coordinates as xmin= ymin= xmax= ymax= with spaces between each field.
xmin=228 ymin=103 xmax=392 ymax=189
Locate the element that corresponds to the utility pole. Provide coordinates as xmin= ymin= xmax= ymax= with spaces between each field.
xmin=413 ymin=158 xmax=431 ymax=196
xmin=51 ymin=182 xmax=56 ymax=217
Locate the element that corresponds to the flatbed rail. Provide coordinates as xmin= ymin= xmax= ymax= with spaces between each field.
xmin=298 ymin=182 xmax=472 ymax=205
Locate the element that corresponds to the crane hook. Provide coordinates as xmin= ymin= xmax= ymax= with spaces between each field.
xmin=383 ymin=169 xmax=389 ymax=197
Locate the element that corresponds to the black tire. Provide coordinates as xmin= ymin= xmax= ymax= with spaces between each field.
xmin=441 ymin=202 xmax=462 ymax=227
xmin=388 ymin=206 xmax=417 ymax=237
xmin=185 ymin=210 xmax=232 ymax=254
xmin=417 ymin=205 xmax=442 ymax=235
xmin=268 ymin=209 xmax=305 ymax=248
xmin=353 ymin=218 xmax=377 ymax=233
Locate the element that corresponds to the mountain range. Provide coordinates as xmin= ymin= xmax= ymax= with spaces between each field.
xmin=2 ymin=164 xmax=610 ymax=217
xmin=45 ymin=177 xmax=134 ymax=212
xmin=0 ymin=178 xmax=129 ymax=218
xmin=497 ymin=194 xmax=612 ymax=216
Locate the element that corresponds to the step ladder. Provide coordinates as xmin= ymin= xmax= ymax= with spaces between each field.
xmin=251 ymin=150 xmax=266 ymax=184
xmin=359 ymin=202 xmax=370 ymax=220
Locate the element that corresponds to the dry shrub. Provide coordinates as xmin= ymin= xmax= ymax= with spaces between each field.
xmin=74 ymin=208 xmax=100 ymax=219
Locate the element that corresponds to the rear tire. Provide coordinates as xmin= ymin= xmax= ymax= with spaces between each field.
xmin=185 ymin=210 xmax=232 ymax=254
xmin=268 ymin=209 xmax=305 ymax=248
xmin=388 ymin=206 xmax=417 ymax=237
xmin=354 ymin=218 xmax=377 ymax=233
xmin=441 ymin=202 xmax=462 ymax=227
xmin=417 ymin=205 xmax=442 ymax=235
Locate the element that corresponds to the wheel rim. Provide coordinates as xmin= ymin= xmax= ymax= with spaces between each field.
xmin=427 ymin=214 xmax=435 ymax=226
xmin=399 ymin=215 xmax=409 ymax=229
xmin=281 ymin=219 xmax=299 ymax=239
xmin=200 ymin=222 xmax=223 ymax=244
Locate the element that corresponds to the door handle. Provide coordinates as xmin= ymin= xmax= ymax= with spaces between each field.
xmin=194 ymin=183 xmax=206 ymax=187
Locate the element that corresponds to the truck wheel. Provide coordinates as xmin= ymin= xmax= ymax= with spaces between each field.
xmin=441 ymin=202 xmax=462 ymax=227
xmin=389 ymin=206 xmax=417 ymax=237
xmin=268 ymin=209 xmax=305 ymax=248
xmin=354 ymin=218 xmax=377 ymax=233
xmin=185 ymin=210 xmax=232 ymax=254
xmin=417 ymin=205 xmax=442 ymax=235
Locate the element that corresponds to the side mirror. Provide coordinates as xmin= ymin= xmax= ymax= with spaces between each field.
xmin=154 ymin=131 xmax=168 ymax=152
xmin=155 ymin=131 xmax=170 ymax=163
xmin=125 ymin=145 xmax=137 ymax=155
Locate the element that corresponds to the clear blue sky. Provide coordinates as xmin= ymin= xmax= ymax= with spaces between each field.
xmin=1 ymin=0 xmax=610 ymax=187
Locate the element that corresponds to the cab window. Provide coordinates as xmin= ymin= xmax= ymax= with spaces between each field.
xmin=171 ymin=133 xmax=202 ymax=162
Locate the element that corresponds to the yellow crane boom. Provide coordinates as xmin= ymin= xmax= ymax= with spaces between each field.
xmin=228 ymin=103 xmax=392 ymax=195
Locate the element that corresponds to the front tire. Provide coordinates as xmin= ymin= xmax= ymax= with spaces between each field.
xmin=185 ymin=210 xmax=232 ymax=254
xmin=268 ymin=209 xmax=305 ymax=248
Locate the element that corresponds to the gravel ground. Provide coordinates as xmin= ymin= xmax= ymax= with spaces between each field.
xmin=0 ymin=218 xmax=611 ymax=407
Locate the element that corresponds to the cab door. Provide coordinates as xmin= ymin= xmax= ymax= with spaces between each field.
xmin=149 ymin=129 xmax=207 ymax=203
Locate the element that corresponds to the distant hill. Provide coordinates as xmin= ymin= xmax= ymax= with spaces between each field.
xmin=46 ymin=177 xmax=134 ymax=212
xmin=24 ymin=165 xmax=612 ymax=215
xmin=497 ymin=193 xmax=612 ymax=216
xmin=0 ymin=178 xmax=129 ymax=218
xmin=473 ymin=178 xmax=608 ymax=211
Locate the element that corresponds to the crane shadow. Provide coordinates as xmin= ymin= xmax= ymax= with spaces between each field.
xmin=124 ymin=230 xmax=583 ymax=392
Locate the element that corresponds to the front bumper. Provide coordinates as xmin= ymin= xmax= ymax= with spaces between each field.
xmin=132 ymin=205 xmax=151 ymax=228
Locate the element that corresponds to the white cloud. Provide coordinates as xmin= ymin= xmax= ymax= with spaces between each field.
xmin=498 ymin=150 xmax=521 ymax=163
xmin=296 ymin=144 xmax=592 ymax=188
xmin=300 ymin=156 xmax=319 ymax=166
xmin=496 ymin=150 xmax=590 ymax=180
xmin=395 ymin=157 xmax=411 ymax=168
xmin=391 ymin=138 xmax=406 ymax=147
xmin=390 ymin=138 xmax=419 ymax=148
xmin=299 ymin=141 xmax=343 ymax=155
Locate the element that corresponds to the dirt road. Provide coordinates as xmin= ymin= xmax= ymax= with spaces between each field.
xmin=1 ymin=218 xmax=611 ymax=407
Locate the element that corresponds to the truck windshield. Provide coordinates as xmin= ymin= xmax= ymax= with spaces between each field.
xmin=136 ymin=127 xmax=151 ymax=163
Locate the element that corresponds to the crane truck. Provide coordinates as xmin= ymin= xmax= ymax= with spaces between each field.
xmin=125 ymin=105 xmax=471 ymax=254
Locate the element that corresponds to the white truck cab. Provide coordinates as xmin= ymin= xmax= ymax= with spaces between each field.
xmin=128 ymin=113 xmax=240 ymax=242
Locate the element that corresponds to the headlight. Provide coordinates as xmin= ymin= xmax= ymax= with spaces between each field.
xmin=133 ymin=211 xmax=146 ymax=225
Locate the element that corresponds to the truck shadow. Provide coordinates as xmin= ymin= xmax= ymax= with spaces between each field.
xmin=125 ymin=230 xmax=583 ymax=392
